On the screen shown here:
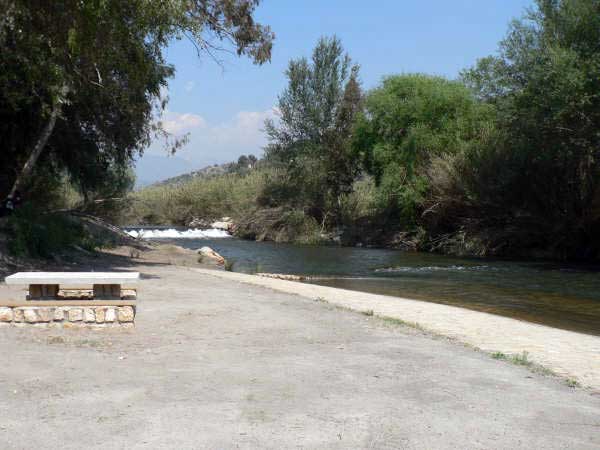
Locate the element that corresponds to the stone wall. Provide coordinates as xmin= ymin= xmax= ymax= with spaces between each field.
xmin=0 ymin=306 xmax=135 ymax=328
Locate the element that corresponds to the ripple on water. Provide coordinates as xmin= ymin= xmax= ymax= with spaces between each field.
xmin=125 ymin=234 xmax=600 ymax=336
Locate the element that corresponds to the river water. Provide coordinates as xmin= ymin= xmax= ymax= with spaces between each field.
xmin=126 ymin=229 xmax=600 ymax=336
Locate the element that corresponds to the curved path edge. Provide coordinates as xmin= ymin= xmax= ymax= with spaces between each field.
xmin=191 ymin=267 xmax=600 ymax=391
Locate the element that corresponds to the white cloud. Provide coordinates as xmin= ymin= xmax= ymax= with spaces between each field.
xmin=160 ymin=111 xmax=206 ymax=135
xmin=184 ymin=81 xmax=195 ymax=92
xmin=200 ymin=109 xmax=275 ymax=147
xmin=181 ymin=108 xmax=276 ymax=162
xmin=139 ymin=108 xmax=276 ymax=183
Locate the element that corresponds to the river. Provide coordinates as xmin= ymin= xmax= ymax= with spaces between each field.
xmin=126 ymin=228 xmax=600 ymax=336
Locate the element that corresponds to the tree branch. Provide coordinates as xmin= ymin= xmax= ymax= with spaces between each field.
xmin=9 ymin=87 xmax=66 ymax=197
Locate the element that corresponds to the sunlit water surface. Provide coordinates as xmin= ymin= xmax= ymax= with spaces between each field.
xmin=127 ymin=228 xmax=600 ymax=336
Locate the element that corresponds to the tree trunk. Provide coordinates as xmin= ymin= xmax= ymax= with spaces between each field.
xmin=9 ymin=96 xmax=62 ymax=198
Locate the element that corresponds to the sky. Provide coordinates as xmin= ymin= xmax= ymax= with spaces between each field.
xmin=135 ymin=0 xmax=533 ymax=186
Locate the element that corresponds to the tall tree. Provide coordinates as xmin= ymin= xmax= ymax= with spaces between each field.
xmin=353 ymin=74 xmax=494 ymax=223
xmin=264 ymin=36 xmax=361 ymax=222
xmin=460 ymin=0 xmax=600 ymax=258
xmin=0 ymin=0 xmax=274 ymax=202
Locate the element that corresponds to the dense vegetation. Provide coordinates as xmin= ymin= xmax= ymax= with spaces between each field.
xmin=128 ymin=164 xmax=266 ymax=226
xmin=129 ymin=0 xmax=600 ymax=261
xmin=4 ymin=0 xmax=600 ymax=261
xmin=0 ymin=0 xmax=273 ymax=257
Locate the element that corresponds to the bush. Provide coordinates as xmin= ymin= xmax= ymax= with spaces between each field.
xmin=277 ymin=210 xmax=322 ymax=244
xmin=339 ymin=176 xmax=377 ymax=225
xmin=354 ymin=73 xmax=496 ymax=226
xmin=234 ymin=207 xmax=323 ymax=244
xmin=125 ymin=168 xmax=268 ymax=225
xmin=7 ymin=206 xmax=99 ymax=258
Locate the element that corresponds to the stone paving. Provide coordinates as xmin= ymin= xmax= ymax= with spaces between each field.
xmin=193 ymin=267 xmax=600 ymax=391
xmin=0 ymin=305 xmax=134 ymax=327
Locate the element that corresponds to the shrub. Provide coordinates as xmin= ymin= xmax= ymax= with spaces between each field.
xmin=354 ymin=73 xmax=496 ymax=227
xmin=7 ymin=206 xmax=100 ymax=258
xmin=125 ymin=168 xmax=269 ymax=225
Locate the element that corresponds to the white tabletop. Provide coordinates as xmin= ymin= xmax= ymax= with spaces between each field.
xmin=5 ymin=272 xmax=140 ymax=285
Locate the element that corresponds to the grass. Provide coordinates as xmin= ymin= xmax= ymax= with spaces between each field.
xmin=491 ymin=351 xmax=507 ymax=360
xmin=6 ymin=205 xmax=106 ymax=258
xmin=489 ymin=350 xmax=559 ymax=379
xmin=565 ymin=378 xmax=581 ymax=388
xmin=125 ymin=168 xmax=268 ymax=226
xmin=125 ymin=166 xmax=328 ymax=244
xmin=224 ymin=259 xmax=235 ymax=271
xmin=511 ymin=351 xmax=531 ymax=366
xmin=307 ymin=292 xmax=583 ymax=391
xmin=380 ymin=315 xmax=427 ymax=332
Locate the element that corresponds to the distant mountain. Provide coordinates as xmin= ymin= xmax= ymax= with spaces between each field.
xmin=134 ymin=154 xmax=196 ymax=188
xmin=148 ymin=162 xmax=237 ymax=187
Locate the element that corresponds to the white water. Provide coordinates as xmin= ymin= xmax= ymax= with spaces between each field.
xmin=375 ymin=265 xmax=493 ymax=273
xmin=125 ymin=228 xmax=231 ymax=239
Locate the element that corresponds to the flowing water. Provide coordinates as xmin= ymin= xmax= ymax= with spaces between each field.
xmin=126 ymin=228 xmax=600 ymax=336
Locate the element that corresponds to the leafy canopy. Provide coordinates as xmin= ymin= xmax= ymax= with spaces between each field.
xmin=0 ymin=0 xmax=274 ymax=200
xmin=458 ymin=0 xmax=600 ymax=257
xmin=264 ymin=36 xmax=362 ymax=221
xmin=354 ymin=74 xmax=494 ymax=222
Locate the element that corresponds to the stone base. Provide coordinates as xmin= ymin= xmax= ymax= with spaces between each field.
xmin=0 ymin=306 xmax=135 ymax=328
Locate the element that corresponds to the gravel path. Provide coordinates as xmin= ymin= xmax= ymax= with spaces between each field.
xmin=0 ymin=263 xmax=599 ymax=449
xmin=193 ymin=267 xmax=600 ymax=391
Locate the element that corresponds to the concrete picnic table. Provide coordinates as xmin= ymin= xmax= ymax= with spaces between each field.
xmin=5 ymin=272 xmax=140 ymax=300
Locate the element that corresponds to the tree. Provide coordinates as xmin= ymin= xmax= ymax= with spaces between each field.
xmin=237 ymin=155 xmax=250 ymax=169
xmin=264 ymin=36 xmax=362 ymax=223
xmin=353 ymin=74 xmax=494 ymax=224
xmin=459 ymin=0 xmax=600 ymax=258
xmin=0 ymin=0 xmax=274 ymax=203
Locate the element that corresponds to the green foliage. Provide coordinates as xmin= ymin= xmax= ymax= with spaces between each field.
xmin=127 ymin=164 xmax=325 ymax=244
xmin=0 ymin=1 xmax=273 ymax=259
xmin=236 ymin=154 xmax=258 ymax=172
xmin=441 ymin=0 xmax=600 ymax=258
xmin=276 ymin=210 xmax=322 ymax=244
xmin=510 ymin=351 xmax=531 ymax=366
xmin=338 ymin=176 xmax=378 ymax=225
xmin=565 ymin=378 xmax=580 ymax=388
xmin=491 ymin=352 xmax=507 ymax=360
xmin=0 ymin=0 xmax=273 ymax=200
xmin=7 ymin=205 xmax=99 ymax=258
xmin=354 ymin=74 xmax=495 ymax=224
xmin=115 ymin=2 xmax=600 ymax=260
xmin=264 ymin=36 xmax=362 ymax=224
xmin=127 ymin=168 xmax=268 ymax=225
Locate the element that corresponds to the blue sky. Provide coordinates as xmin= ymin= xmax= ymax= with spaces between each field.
xmin=136 ymin=0 xmax=533 ymax=185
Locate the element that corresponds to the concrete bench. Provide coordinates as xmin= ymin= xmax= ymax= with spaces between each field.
xmin=5 ymin=272 xmax=140 ymax=301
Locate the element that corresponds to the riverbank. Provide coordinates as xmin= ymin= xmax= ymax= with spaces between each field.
xmin=121 ymin=233 xmax=600 ymax=337
xmin=2 ymin=240 xmax=600 ymax=389
xmin=1 ymin=258 xmax=599 ymax=448
xmin=193 ymin=267 xmax=600 ymax=390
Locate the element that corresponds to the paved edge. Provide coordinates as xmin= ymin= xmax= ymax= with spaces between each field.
xmin=190 ymin=267 xmax=600 ymax=392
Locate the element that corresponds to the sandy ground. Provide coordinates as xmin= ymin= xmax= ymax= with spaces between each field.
xmin=1 ymin=256 xmax=600 ymax=449
xmin=193 ymin=268 xmax=600 ymax=392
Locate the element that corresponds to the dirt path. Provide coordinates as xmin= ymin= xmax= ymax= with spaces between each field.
xmin=0 ymin=263 xmax=599 ymax=449
xmin=192 ymin=268 xmax=600 ymax=391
